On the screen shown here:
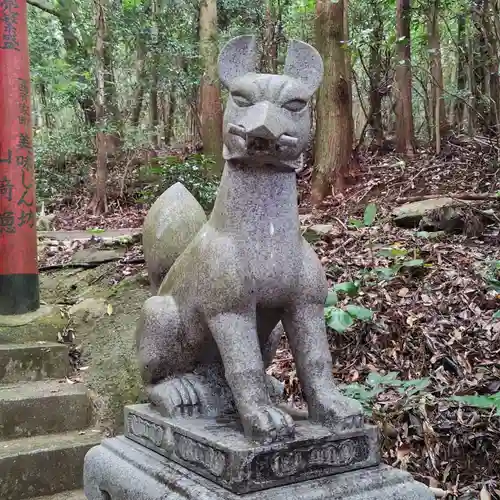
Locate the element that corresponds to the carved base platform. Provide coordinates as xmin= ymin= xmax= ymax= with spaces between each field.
xmin=123 ymin=404 xmax=380 ymax=494
xmin=83 ymin=435 xmax=434 ymax=500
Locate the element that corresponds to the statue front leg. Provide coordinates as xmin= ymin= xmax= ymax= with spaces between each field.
xmin=208 ymin=311 xmax=295 ymax=444
xmin=282 ymin=302 xmax=364 ymax=432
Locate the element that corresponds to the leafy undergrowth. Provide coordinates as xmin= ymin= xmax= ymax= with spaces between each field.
xmin=271 ymin=137 xmax=500 ymax=499
xmin=45 ymin=136 xmax=500 ymax=499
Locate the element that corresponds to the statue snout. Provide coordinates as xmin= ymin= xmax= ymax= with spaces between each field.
xmin=227 ymin=102 xmax=298 ymax=152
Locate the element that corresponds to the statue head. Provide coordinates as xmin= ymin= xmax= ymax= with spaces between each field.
xmin=218 ymin=35 xmax=324 ymax=170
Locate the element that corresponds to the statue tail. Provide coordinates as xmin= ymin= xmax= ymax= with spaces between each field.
xmin=142 ymin=182 xmax=207 ymax=294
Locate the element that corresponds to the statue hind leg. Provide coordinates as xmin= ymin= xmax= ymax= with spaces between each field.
xmin=136 ymin=295 xmax=223 ymax=417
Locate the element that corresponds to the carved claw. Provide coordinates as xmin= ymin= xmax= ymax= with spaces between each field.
xmin=240 ymin=404 xmax=295 ymax=444
xmin=148 ymin=375 xmax=209 ymax=417
xmin=309 ymin=391 xmax=364 ymax=433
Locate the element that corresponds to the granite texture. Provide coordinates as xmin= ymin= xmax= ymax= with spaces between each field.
xmin=142 ymin=182 xmax=207 ymax=293
xmin=83 ymin=436 xmax=435 ymax=500
xmin=136 ymin=35 xmax=362 ymax=445
xmin=123 ymin=404 xmax=380 ymax=493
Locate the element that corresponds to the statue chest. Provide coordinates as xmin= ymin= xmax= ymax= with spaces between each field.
xmin=242 ymin=233 xmax=303 ymax=303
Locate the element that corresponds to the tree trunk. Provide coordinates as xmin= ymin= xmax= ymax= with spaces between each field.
xmin=130 ymin=36 xmax=147 ymax=128
xmin=163 ymin=90 xmax=175 ymax=146
xmin=199 ymin=0 xmax=224 ymax=173
xmin=481 ymin=0 xmax=500 ymax=133
xmin=149 ymin=0 xmax=160 ymax=147
xmin=312 ymin=0 xmax=353 ymax=205
xmin=466 ymin=32 xmax=476 ymax=135
xmin=261 ymin=1 xmax=279 ymax=73
xmin=427 ymin=0 xmax=447 ymax=153
xmin=38 ymin=83 xmax=53 ymax=129
xmin=453 ymin=14 xmax=466 ymax=130
xmin=471 ymin=0 xmax=489 ymax=133
xmin=343 ymin=0 xmax=353 ymax=107
xmin=394 ymin=0 xmax=415 ymax=155
xmin=368 ymin=7 xmax=384 ymax=147
xmin=90 ymin=0 xmax=110 ymax=215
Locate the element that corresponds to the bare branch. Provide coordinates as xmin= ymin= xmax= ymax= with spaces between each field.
xmin=27 ymin=0 xmax=60 ymax=18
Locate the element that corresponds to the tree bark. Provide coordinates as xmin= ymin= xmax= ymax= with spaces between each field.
xmin=149 ymin=0 xmax=160 ymax=147
xmin=199 ymin=0 xmax=224 ymax=173
xmin=453 ymin=14 xmax=467 ymax=130
xmin=162 ymin=90 xmax=175 ymax=146
xmin=90 ymin=0 xmax=110 ymax=215
xmin=368 ymin=4 xmax=384 ymax=147
xmin=470 ymin=0 xmax=489 ymax=133
xmin=394 ymin=0 xmax=415 ymax=155
xmin=427 ymin=0 xmax=447 ymax=153
xmin=261 ymin=1 xmax=279 ymax=73
xmin=481 ymin=0 xmax=500 ymax=133
xmin=312 ymin=0 xmax=353 ymax=205
xmin=130 ymin=37 xmax=147 ymax=127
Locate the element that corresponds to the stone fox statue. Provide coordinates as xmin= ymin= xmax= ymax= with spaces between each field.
xmin=138 ymin=35 xmax=363 ymax=444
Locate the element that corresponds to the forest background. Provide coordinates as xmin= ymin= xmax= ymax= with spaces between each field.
xmin=26 ymin=0 xmax=500 ymax=498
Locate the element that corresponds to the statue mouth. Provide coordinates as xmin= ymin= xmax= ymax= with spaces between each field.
xmin=228 ymin=123 xmax=298 ymax=154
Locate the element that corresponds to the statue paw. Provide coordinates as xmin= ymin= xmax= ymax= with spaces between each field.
xmin=241 ymin=404 xmax=295 ymax=444
xmin=148 ymin=375 xmax=208 ymax=417
xmin=310 ymin=392 xmax=364 ymax=432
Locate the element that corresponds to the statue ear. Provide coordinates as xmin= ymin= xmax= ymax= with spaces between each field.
xmin=218 ymin=35 xmax=258 ymax=89
xmin=283 ymin=40 xmax=324 ymax=95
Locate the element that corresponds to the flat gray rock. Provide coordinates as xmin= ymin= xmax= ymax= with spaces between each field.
xmin=70 ymin=248 xmax=125 ymax=265
xmin=392 ymin=197 xmax=465 ymax=228
xmin=38 ymin=229 xmax=142 ymax=243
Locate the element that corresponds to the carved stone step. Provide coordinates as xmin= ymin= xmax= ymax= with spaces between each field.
xmin=0 ymin=342 xmax=69 ymax=384
xmin=84 ymin=435 xmax=435 ymax=500
xmin=0 ymin=429 xmax=101 ymax=500
xmin=123 ymin=404 xmax=380 ymax=494
xmin=0 ymin=380 xmax=92 ymax=440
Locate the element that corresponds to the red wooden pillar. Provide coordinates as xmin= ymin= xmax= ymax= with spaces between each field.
xmin=0 ymin=0 xmax=39 ymax=315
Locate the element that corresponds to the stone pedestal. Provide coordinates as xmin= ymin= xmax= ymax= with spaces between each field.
xmin=83 ymin=405 xmax=434 ymax=499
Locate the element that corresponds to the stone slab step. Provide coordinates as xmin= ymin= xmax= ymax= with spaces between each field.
xmin=0 ymin=380 xmax=92 ymax=440
xmin=0 ymin=429 xmax=101 ymax=500
xmin=0 ymin=342 xmax=69 ymax=383
xmin=31 ymin=489 xmax=86 ymax=500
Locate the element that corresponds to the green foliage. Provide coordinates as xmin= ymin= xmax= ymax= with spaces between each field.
xmin=349 ymin=203 xmax=378 ymax=229
xmin=34 ymin=126 xmax=95 ymax=202
xmin=373 ymin=245 xmax=425 ymax=280
xmin=324 ymin=281 xmax=373 ymax=333
xmin=484 ymin=260 xmax=500 ymax=292
xmin=137 ymin=154 xmax=220 ymax=211
xmin=451 ymin=393 xmax=500 ymax=416
xmin=341 ymin=372 xmax=431 ymax=416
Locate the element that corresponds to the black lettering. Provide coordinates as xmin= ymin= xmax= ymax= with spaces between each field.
xmin=17 ymin=169 xmax=33 ymax=207
xmin=16 ymin=132 xmax=31 ymax=150
xmin=0 ymin=211 xmax=15 ymax=234
xmin=18 ymin=102 xmax=29 ymax=117
xmin=18 ymin=77 xmax=28 ymax=100
xmin=0 ymin=0 xmax=20 ymax=51
xmin=16 ymin=152 xmax=32 ymax=171
xmin=0 ymin=176 xmax=13 ymax=201
xmin=0 ymin=149 xmax=12 ymax=164
xmin=17 ymin=209 xmax=34 ymax=228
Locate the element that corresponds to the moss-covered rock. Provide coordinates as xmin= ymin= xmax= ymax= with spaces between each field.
xmin=76 ymin=272 xmax=150 ymax=433
xmin=0 ymin=305 xmax=67 ymax=344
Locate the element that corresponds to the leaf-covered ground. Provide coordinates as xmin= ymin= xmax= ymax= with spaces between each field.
xmin=44 ymin=137 xmax=500 ymax=499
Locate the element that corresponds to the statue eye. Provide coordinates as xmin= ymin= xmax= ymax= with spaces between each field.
xmin=283 ymin=99 xmax=307 ymax=112
xmin=232 ymin=94 xmax=252 ymax=107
